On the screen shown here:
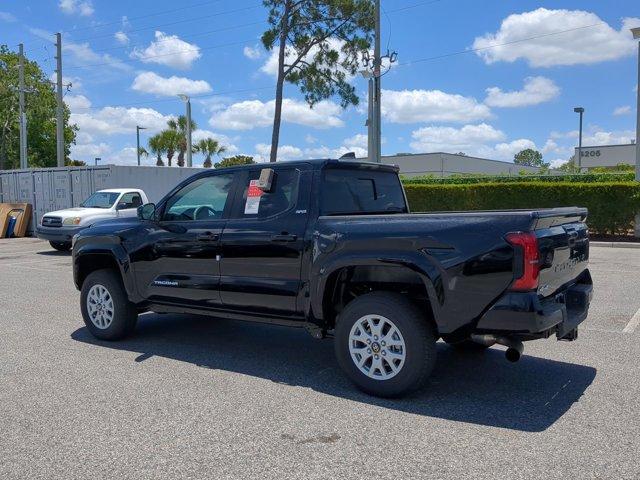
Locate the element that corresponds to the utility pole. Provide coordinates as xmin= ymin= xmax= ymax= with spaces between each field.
xmin=367 ymin=77 xmax=374 ymax=161
xmin=136 ymin=126 xmax=146 ymax=166
xmin=373 ymin=0 xmax=382 ymax=163
xmin=631 ymin=27 xmax=640 ymax=237
xmin=18 ymin=44 xmax=27 ymax=169
xmin=178 ymin=94 xmax=192 ymax=167
xmin=55 ymin=33 xmax=65 ymax=168
xmin=574 ymin=107 xmax=584 ymax=171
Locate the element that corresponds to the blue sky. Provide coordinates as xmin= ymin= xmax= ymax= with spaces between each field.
xmin=1 ymin=0 xmax=639 ymax=167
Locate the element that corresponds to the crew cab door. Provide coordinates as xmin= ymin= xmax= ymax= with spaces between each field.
xmin=135 ymin=173 xmax=236 ymax=307
xmin=115 ymin=191 xmax=144 ymax=218
xmin=219 ymin=166 xmax=311 ymax=315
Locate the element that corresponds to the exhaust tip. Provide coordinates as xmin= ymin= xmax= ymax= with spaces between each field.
xmin=505 ymin=347 xmax=522 ymax=363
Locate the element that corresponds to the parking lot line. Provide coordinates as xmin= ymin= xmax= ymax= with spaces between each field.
xmin=622 ymin=308 xmax=640 ymax=334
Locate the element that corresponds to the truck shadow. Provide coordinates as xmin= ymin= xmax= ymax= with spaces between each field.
xmin=71 ymin=313 xmax=596 ymax=433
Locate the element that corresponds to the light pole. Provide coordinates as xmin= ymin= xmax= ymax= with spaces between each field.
xmin=178 ymin=94 xmax=192 ymax=167
xmin=631 ymin=27 xmax=640 ymax=236
xmin=574 ymin=107 xmax=584 ymax=171
xmin=136 ymin=126 xmax=146 ymax=166
xmin=94 ymin=157 xmax=101 ymax=166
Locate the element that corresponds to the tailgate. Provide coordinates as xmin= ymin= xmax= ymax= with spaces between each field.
xmin=534 ymin=208 xmax=589 ymax=297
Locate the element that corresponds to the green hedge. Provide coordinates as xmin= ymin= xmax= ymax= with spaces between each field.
xmin=401 ymin=172 xmax=635 ymax=184
xmin=404 ymin=181 xmax=640 ymax=235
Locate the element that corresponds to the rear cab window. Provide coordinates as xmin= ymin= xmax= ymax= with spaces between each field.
xmin=321 ymin=167 xmax=408 ymax=216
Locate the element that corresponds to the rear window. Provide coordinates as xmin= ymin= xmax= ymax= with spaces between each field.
xmin=321 ymin=168 xmax=407 ymax=215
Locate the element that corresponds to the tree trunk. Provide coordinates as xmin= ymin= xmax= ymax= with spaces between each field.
xmin=269 ymin=0 xmax=292 ymax=163
xmin=177 ymin=149 xmax=185 ymax=167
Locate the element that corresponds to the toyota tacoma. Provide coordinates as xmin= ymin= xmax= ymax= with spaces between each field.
xmin=72 ymin=160 xmax=592 ymax=397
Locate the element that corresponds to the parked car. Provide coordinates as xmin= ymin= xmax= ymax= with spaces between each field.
xmin=36 ymin=189 xmax=148 ymax=251
xmin=72 ymin=160 xmax=592 ymax=397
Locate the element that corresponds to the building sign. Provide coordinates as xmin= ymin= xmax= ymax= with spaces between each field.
xmin=580 ymin=150 xmax=601 ymax=157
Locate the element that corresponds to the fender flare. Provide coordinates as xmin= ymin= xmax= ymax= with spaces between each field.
xmin=309 ymin=251 xmax=446 ymax=325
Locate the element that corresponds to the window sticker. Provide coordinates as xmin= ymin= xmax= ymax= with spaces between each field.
xmin=244 ymin=179 xmax=263 ymax=214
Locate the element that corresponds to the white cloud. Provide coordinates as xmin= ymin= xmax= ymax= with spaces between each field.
xmin=490 ymin=139 xmax=538 ymax=160
xmin=382 ymin=89 xmax=491 ymax=124
xmin=70 ymin=106 xmax=173 ymax=137
xmin=131 ymin=31 xmax=201 ymax=70
xmin=473 ymin=9 xmax=640 ymax=67
xmin=131 ymin=71 xmax=212 ymax=97
xmin=304 ymin=134 xmax=317 ymax=144
xmin=583 ymin=129 xmax=636 ymax=146
xmin=70 ymin=142 xmax=110 ymax=160
xmin=243 ymin=45 xmax=262 ymax=60
xmin=114 ymin=31 xmax=129 ymax=45
xmin=59 ymin=0 xmax=94 ymax=16
xmin=485 ymin=76 xmax=560 ymax=108
xmin=255 ymin=143 xmax=303 ymax=162
xmin=0 ymin=11 xmax=17 ymax=22
xmin=210 ymin=98 xmax=344 ymax=130
xmin=613 ymin=106 xmax=632 ymax=116
xmin=64 ymin=94 xmax=92 ymax=112
xmin=410 ymin=123 xmax=506 ymax=154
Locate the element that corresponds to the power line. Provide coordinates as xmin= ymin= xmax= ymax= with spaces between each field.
xmin=89 ymin=20 xmax=266 ymax=55
xmin=65 ymin=37 xmax=258 ymax=70
xmin=59 ymin=0 xmax=227 ymax=34
xmin=386 ymin=0 xmax=446 ymax=14
xmin=71 ymin=4 xmax=263 ymax=43
xmin=70 ymin=85 xmax=276 ymax=112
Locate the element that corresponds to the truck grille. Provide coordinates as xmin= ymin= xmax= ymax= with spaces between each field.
xmin=42 ymin=216 xmax=62 ymax=227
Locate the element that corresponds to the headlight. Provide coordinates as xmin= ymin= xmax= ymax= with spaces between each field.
xmin=63 ymin=217 xmax=82 ymax=225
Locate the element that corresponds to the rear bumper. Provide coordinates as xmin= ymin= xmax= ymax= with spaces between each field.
xmin=35 ymin=225 xmax=84 ymax=243
xmin=476 ymin=272 xmax=592 ymax=340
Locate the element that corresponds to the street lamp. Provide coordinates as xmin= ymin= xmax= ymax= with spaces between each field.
xmin=136 ymin=125 xmax=146 ymax=166
xmin=574 ymin=107 xmax=584 ymax=171
xmin=177 ymin=94 xmax=192 ymax=168
xmin=631 ymin=27 xmax=640 ymax=237
xmin=94 ymin=157 xmax=101 ymax=166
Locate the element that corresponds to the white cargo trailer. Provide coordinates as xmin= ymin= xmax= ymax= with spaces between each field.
xmin=0 ymin=165 xmax=206 ymax=234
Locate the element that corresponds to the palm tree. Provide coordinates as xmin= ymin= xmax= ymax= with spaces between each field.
xmin=195 ymin=138 xmax=226 ymax=168
xmin=161 ymin=129 xmax=181 ymax=167
xmin=169 ymin=115 xmax=198 ymax=167
xmin=148 ymin=133 xmax=165 ymax=166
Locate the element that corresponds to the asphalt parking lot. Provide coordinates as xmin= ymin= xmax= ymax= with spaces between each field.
xmin=1 ymin=238 xmax=639 ymax=479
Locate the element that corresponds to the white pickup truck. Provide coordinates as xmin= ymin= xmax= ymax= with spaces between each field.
xmin=36 ymin=188 xmax=148 ymax=251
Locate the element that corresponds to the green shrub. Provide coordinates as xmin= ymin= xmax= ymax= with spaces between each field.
xmin=401 ymin=172 xmax=635 ymax=185
xmin=404 ymin=182 xmax=640 ymax=235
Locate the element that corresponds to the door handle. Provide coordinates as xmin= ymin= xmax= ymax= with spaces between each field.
xmin=271 ymin=233 xmax=297 ymax=242
xmin=196 ymin=232 xmax=219 ymax=242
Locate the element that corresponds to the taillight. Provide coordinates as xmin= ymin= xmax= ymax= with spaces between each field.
xmin=505 ymin=231 xmax=539 ymax=291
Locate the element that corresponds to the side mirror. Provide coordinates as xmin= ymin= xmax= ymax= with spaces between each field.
xmin=116 ymin=202 xmax=128 ymax=211
xmin=137 ymin=203 xmax=156 ymax=221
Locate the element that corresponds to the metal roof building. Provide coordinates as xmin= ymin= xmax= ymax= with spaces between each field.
xmin=365 ymin=152 xmax=542 ymax=177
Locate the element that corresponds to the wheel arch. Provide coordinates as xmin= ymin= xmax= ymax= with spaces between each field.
xmin=311 ymin=255 xmax=441 ymax=331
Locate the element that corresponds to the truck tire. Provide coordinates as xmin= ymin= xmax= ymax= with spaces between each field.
xmin=80 ymin=269 xmax=137 ymax=341
xmin=50 ymin=241 xmax=71 ymax=251
xmin=334 ymin=292 xmax=437 ymax=398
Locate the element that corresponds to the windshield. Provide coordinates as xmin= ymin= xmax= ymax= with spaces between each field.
xmin=321 ymin=168 xmax=408 ymax=216
xmin=80 ymin=192 xmax=120 ymax=209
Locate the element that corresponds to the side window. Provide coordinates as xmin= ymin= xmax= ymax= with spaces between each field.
xmin=234 ymin=168 xmax=299 ymax=219
xmin=118 ymin=192 xmax=143 ymax=209
xmin=163 ymin=174 xmax=235 ymax=221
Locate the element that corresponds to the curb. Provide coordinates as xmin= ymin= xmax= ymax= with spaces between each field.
xmin=591 ymin=241 xmax=640 ymax=249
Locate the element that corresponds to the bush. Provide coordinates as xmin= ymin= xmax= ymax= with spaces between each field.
xmin=403 ymin=182 xmax=640 ymax=235
xmin=402 ymin=172 xmax=635 ymax=185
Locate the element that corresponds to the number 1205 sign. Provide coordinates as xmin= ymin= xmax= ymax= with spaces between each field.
xmin=580 ymin=150 xmax=601 ymax=157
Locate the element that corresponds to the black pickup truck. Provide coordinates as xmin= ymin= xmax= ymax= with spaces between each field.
xmin=73 ymin=159 xmax=592 ymax=397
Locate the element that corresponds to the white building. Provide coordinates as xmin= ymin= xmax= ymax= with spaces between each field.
xmin=574 ymin=143 xmax=637 ymax=169
xmin=368 ymin=152 xmax=541 ymax=177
